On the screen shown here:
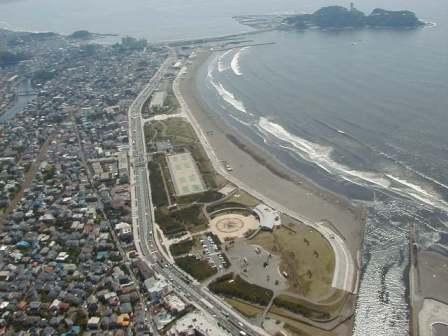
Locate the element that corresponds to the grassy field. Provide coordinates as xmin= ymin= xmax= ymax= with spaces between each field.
xmin=170 ymin=205 xmax=208 ymax=233
xmin=224 ymin=298 xmax=264 ymax=318
xmin=155 ymin=204 xmax=208 ymax=236
xmin=209 ymin=273 xmax=273 ymax=306
xmin=226 ymin=190 xmax=260 ymax=208
xmin=144 ymin=118 xmax=195 ymax=145
xmin=270 ymin=294 xmax=346 ymax=322
xmin=155 ymin=208 xmax=186 ymax=237
xmin=175 ymin=255 xmax=217 ymax=281
xmin=169 ymin=239 xmax=194 ymax=256
xmin=251 ymin=223 xmax=335 ymax=300
xmin=144 ymin=118 xmax=223 ymax=190
xmin=148 ymin=161 xmax=169 ymax=207
xmin=177 ymin=190 xmax=224 ymax=205
xmin=278 ymin=319 xmax=337 ymax=336
xmin=271 ymin=300 xmax=330 ymax=322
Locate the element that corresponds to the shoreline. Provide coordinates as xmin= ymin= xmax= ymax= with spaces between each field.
xmin=175 ymin=49 xmax=365 ymax=295
xmin=180 ymin=50 xmax=365 ymax=256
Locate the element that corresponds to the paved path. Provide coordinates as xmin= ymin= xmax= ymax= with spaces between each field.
xmin=419 ymin=298 xmax=448 ymax=336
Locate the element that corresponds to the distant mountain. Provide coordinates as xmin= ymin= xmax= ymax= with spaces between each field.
xmin=284 ymin=5 xmax=425 ymax=29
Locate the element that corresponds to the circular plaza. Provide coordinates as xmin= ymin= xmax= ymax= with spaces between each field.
xmin=209 ymin=213 xmax=258 ymax=241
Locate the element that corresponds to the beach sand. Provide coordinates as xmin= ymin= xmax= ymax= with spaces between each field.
xmin=178 ymin=50 xmax=366 ymax=257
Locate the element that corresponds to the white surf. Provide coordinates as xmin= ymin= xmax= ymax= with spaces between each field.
xmin=257 ymin=117 xmax=448 ymax=211
xmin=231 ymin=47 xmax=250 ymax=76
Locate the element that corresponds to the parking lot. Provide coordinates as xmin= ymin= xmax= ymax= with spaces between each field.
xmin=199 ymin=233 xmax=229 ymax=273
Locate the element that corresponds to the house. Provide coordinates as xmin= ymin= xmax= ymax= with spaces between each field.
xmin=144 ymin=276 xmax=170 ymax=303
xmin=87 ymin=316 xmax=100 ymax=329
xmin=164 ymin=294 xmax=186 ymax=314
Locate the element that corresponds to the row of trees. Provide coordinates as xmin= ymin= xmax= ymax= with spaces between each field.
xmin=209 ymin=274 xmax=273 ymax=306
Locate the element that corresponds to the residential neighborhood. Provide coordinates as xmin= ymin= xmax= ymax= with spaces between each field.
xmin=0 ymin=30 xmax=205 ymax=335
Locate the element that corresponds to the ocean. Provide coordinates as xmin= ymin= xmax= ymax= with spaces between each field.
xmin=195 ymin=2 xmax=448 ymax=335
xmin=2 ymin=0 xmax=448 ymax=334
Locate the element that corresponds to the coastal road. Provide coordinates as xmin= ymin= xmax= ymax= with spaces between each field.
xmin=128 ymin=49 xmax=268 ymax=336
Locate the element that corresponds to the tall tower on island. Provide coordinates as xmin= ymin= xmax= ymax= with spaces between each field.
xmin=350 ymin=2 xmax=355 ymax=12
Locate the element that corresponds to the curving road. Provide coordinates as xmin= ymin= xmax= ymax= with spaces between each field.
xmin=128 ymin=48 xmax=268 ymax=336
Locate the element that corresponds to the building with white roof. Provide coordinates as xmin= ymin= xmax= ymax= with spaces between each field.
xmin=167 ymin=310 xmax=231 ymax=336
xmin=253 ymin=204 xmax=281 ymax=230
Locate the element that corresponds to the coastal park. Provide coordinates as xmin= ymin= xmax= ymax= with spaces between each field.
xmin=144 ymin=114 xmax=356 ymax=335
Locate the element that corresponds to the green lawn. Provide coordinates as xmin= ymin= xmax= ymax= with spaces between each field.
xmin=148 ymin=161 xmax=169 ymax=207
xmin=175 ymin=256 xmax=217 ymax=281
xmin=170 ymin=239 xmax=194 ymax=256
xmin=251 ymin=223 xmax=335 ymax=300
xmin=209 ymin=273 xmax=273 ymax=306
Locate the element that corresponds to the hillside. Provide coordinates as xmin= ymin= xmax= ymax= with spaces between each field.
xmin=284 ymin=5 xmax=425 ymax=29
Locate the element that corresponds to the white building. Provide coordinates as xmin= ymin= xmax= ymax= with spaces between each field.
xmin=253 ymin=204 xmax=281 ymax=230
xmin=144 ymin=276 xmax=170 ymax=302
xmin=167 ymin=310 xmax=231 ymax=336
xmin=164 ymin=293 xmax=186 ymax=314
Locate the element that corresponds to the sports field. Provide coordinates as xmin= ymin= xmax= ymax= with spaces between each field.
xmin=166 ymin=152 xmax=206 ymax=196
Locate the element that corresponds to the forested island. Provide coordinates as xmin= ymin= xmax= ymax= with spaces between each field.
xmin=284 ymin=4 xmax=425 ymax=29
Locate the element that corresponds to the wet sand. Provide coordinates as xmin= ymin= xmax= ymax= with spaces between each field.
xmin=179 ymin=50 xmax=366 ymax=257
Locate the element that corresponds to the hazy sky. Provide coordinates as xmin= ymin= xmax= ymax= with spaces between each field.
xmin=0 ymin=0 xmax=439 ymax=41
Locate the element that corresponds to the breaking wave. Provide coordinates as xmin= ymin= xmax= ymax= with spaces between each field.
xmin=210 ymin=78 xmax=247 ymax=114
xmin=207 ymin=52 xmax=248 ymax=114
xmin=231 ymin=47 xmax=250 ymax=76
xmin=257 ymin=117 xmax=448 ymax=210
xmin=207 ymin=54 xmax=218 ymax=79
xmin=218 ymin=49 xmax=233 ymax=73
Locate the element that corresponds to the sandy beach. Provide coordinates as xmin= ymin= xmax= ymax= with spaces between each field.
xmin=178 ymin=50 xmax=365 ymax=259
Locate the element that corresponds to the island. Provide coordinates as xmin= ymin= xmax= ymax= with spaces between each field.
xmin=234 ymin=3 xmax=426 ymax=31
xmin=284 ymin=3 xmax=425 ymax=29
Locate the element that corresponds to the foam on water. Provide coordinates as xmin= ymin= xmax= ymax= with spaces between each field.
xmin=231 ymin=47 xmax=250 ymax=76
xmin=218 ymin=49 xmax=232 ymax=73
xmin=207 ymin=55 xmax=218 ymax=79
xmin=228 ymin=113 xmax=252 ymax=127
xmin=210 ymin=78 xmax=248 ymax=114
xmin=207 ymin=54 xmax=251 ymax=115
xmin=257 ymin=117 xmax=448 ymax=211
xmin=257 ymin=117 xmax=389 ymax=185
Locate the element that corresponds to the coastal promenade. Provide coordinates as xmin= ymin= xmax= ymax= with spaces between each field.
xmin=173 ymin=53 xmax=357 ymax=295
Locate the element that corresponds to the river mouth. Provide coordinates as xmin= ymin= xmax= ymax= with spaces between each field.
xmin=0 ymin=79 xmax=36 ymax=123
